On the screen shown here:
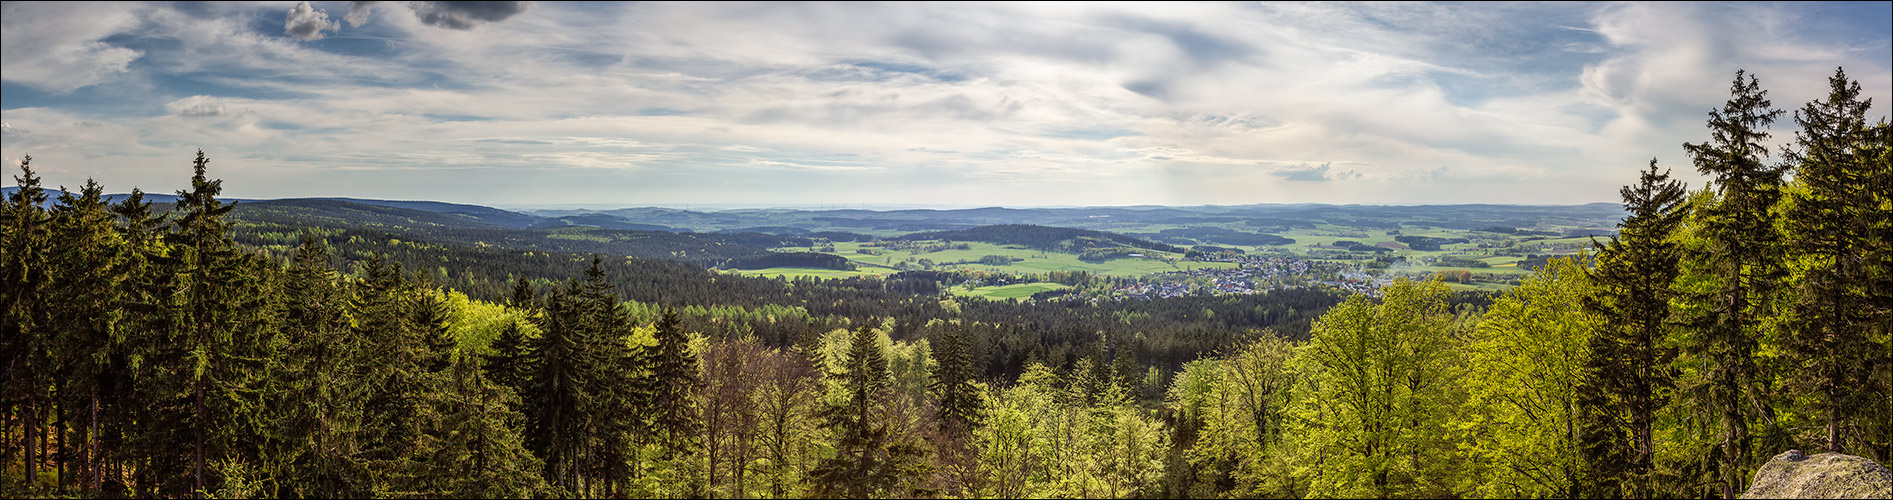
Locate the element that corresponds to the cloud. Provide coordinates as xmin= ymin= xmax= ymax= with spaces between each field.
xmin=346 ymin=1 xmax=381 ymax=28
xmin=408 ymin=1 xmax=533 ymax=30
xmin=1271 ymin=162 xmax=1361 ymax=182
xmin=2 ymin=2 xmax=1885 ymax=206
xmin=284 ymin=1 xmax=339 ymax=41
xmin=0 ymin=2 xmax=143 ymax=92
xmin=179 ymin=103 xmax=227 ymax=118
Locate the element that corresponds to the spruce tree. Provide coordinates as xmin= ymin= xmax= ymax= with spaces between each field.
xmin=811 ymin=324 xmax=930 ymax=498
xmin=412 ymin=287 xmax=458 ymax=373
xmin=929 ymin=331 xmax=984 ymax=434
xmin=523 ymin=278 xmax=591 ymax=492
xmin=651 ymin=306 xmax=701 ymax=460
xmin=109 ymin=188 xmax=185 ymax=497
xmin=46 ymin=179 xmax=129 ymax=495
xmin=1580 ymin=159 xmax=1689 ymax=498
xmin=1680 ymin=70 xmax=1787 ymax=499
xmin=167 ymin=150 xmax=250 ymax=497
xmin=1780 ymin=67 xmax=1888 ymax=457
xmin=2 ymin=156 xmax=51 ymax=492
xmin=263 ymin=237 xmax=372 ymax=497
xmin=482 ymin=276 xmax=536 ymax=394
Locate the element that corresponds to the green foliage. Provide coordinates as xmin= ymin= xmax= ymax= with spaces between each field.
xmin=1458 ymin=257 xmax=1600 ymax=498
xmin=1580 ymin=158 xmax=1692 ymax=499
xmin=1173 ymin=334 xmax=1301 ymax=498
xmin=1778 ymin=68 xmax=1892 ymax=461
xmin=4 ymin=66 xmax=1886 ymax=498
xmin=1679 ymin=70 xmax=1792 ymax=499
xmin=1290 ymin=277 xmax=1465 ymax=498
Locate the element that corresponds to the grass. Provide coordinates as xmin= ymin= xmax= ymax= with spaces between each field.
xmin=950 ymin=282 xmax=1072 ymax=300
xmin=726 ymin=266 xmax=888 ymax=280
xmin=813 ymin=241 xmax=1238 ymax=277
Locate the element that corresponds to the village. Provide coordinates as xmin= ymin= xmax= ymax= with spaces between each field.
xmin=1109 ymin=255 xmax=1396 ymax=299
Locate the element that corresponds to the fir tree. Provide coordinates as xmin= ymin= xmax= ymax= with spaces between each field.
xmin=2 ymin=156 xmax=51 ymax=493
xmin=45 ymin=179 xmax=129 ymax=495
xmin=651 ymin=305 xmax=701 ymax=460
xmin=1580 ymin=159 xmax=1689 ymax=498
xmin=482 ymin=276 xmax=536 ymax=394
xmin=412 ymin=287 xmax=458 ymax=373
xmin=166 ymin=150 xmax=251 ymax=498
xmin=1779 ymin=67 xmax=1887 ymax=457
xmin=811 ymin=324 xmax=931 ymax=498
xmin=523 ymin=278 xmax=591 ymax=492
xmin=929 ymin=331 xmax=984 ymax=434
xmin=1680 ymin=70 xmax=1788 ymax=499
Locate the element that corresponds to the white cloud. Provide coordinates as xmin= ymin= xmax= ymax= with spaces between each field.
xmin=0 ymin=2 xmax=144 ymax=92
xmin=3 ymin=2 xmax=1887 ymax=206
xmin=284 ymin=1 xmax=339 ymax=41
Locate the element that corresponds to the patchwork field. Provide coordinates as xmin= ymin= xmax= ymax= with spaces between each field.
xmin=773 ymin=241 xmax=1239 ymax=277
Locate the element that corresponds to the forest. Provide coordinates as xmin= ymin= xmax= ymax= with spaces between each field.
xmin=2 ymin=69 xmax=1889 ymax=499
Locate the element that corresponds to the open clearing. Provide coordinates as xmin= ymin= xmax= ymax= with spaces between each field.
xmin=950 ymin=282 xmax=1072 ymax=300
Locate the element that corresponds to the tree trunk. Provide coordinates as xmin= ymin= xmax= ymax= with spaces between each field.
xmin=88 ymin=393 xmax=100 ymax=493
xmin=195 ymin=377 xmax=206 ymax=499
xmin=24 ymin=397 xmax=36 ymax=492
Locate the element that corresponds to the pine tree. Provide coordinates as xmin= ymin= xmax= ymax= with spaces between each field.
xmin=2 ymin=156 xmax=52 ymax=493
xmin=482 ymin=276 xmax=536 ymax=394
xmin=412 ymin=287 xmax=458 ymax=373
xmin=262 ymin=237 xmax=372 ymax=497
xmin=45 ymin=179 xmax=129 ymax=495
xmin=523 ymin=278 xmax=591 ymax=492
xmin=349 ymin=257 xmax=435 ymax=490
xmin=1579 ymin=159 xmax=1689 ymax=498
xmin=166 ymin=150 xmax=253 ymax=498
xmin=109 ymin=188 xmax=184 ymax=497
xmin=1679 ymin=70 xmax=1788 ymax=499
xmin=573 ymin=256 xmax=641 ymax=496
xmin=415 ymin=352 xmax=549 ymax=497
xmin=1861 ymin=118 xmax=1893 ymax=463
xmin=1779 ymin=67 xmax=1886 ymax=457
xmin=651 ymin=305 xmax=701 ymax=460
xmin=811 ymin=324 xmax=931 ymax=498
xmin=929 ymin=331 xmax=984 ymax=434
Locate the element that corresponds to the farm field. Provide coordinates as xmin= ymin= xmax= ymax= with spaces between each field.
xmin=788 ymin=241 xmax=1240 ymax=277
xmin=726 ymin=266 xmax=887 ymax=280
xmin=949 ymin=282 xmax=1072 ymax=300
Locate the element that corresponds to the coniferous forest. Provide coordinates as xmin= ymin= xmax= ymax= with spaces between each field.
xmin=3 ymin=64 xmax=1890 ymax=499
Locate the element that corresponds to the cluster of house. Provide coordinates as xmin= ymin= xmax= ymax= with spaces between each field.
xmin=1314 ymin=271 xmax=1396 ymax=297
xmin=1106 ymin=256 xmax=1369 ymax=299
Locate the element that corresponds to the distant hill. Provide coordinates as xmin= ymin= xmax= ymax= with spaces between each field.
xmin=229 ymin=198 xmax=812 ymax=268
xmin=236 ymin=198 xmax=532 ymax=231
xmin=898 ymin=224 xmax=1186 ymax=253
xmin=553 ymin=213 xmax=680 ymax=232
xmin=305 ymin=198 xmax=545 ymax=228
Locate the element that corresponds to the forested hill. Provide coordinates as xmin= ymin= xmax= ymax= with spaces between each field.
xmin=897 ymin=223 xmax=1187 ymax=253
xmin=302 ymin=197 xmax=548 ymax=228
xmin=230 ymin=198 xmax=806 ymax=268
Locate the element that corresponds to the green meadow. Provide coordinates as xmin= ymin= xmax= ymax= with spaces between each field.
xmin=948 ymin=282 xmax=1072 ymax=300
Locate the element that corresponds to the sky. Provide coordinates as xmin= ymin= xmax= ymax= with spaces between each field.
xmin=3 ymin=1 xmax=1889 ymax=209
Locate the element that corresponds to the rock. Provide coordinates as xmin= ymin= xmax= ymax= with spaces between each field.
xmin=1739 ymin=449 xmax=1893 ymax=499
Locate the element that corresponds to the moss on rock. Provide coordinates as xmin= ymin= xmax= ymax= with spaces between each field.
xmin=1739 ymin=450 xmax=1893 ymax=499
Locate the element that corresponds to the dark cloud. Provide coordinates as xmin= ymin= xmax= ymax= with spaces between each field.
xmin=346 ymin=1 xmax=381 ymax=28
xmin=409 ymin=1 xmax=533 ymax=30
xmin=284 ymin=1 xmax=338 ymax=41
xmin=179 ymin=102 xmax=227 ymax=118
